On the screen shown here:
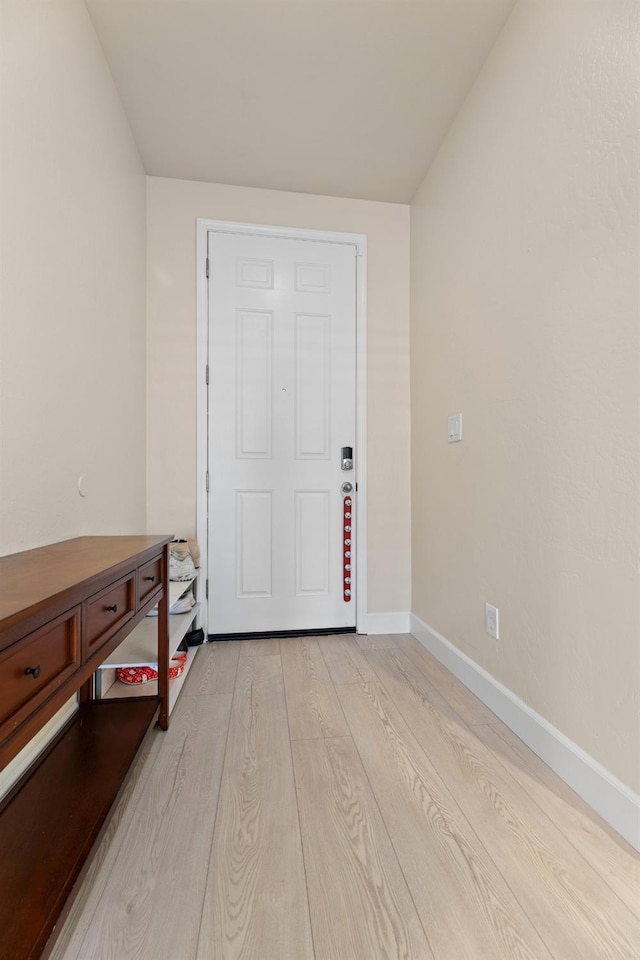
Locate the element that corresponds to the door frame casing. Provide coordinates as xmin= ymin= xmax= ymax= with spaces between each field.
xmin=195 ymin=219 xmax=368 ymax=636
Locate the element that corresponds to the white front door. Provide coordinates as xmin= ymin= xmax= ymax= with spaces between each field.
xmin=207 ymin=230 xmax=357 ymax=635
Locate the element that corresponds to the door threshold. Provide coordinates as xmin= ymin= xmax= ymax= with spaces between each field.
xmin=208 ymin=626 xmax=357 ymax=642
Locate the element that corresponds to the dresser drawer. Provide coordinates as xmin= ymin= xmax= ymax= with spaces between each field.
xmin=85 ymin=575 xmax=135 ymax=658
xmin=138 ymin=554 xmax=163 ymax=608
xmin=0 ymin=608 xmax=81 ymax=735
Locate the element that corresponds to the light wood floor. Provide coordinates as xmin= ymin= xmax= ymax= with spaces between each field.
xmin=51 ymin=634 xmax=640 ymax=960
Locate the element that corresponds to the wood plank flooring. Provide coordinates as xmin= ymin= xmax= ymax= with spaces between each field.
xmin=51 ymin=635 xmax=640 ymax=960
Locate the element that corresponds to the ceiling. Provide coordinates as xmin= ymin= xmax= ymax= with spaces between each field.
xmin=85 ymin=0 xmax=515 ymax=204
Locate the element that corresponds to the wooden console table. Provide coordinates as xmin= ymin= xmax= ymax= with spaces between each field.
xmin=0 ymin=535 xmax=173 ymax=959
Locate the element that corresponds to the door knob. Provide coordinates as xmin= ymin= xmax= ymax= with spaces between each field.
xmin=341 ymin=481 xmax=353 ymax=494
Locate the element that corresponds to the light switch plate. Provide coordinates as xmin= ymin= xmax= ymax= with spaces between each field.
xmin=448 ymin=413 xmax=462 ymax=443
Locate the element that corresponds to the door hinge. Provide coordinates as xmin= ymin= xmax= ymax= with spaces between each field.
xmin=206 ymin=471 xmax=209 ymax=493
xmin=206 ymin=579 xmax=209 ymax=599
xmin=205 ymin=364 xmax=209 ymax=386
xmin=206 ymin=257 xmax=210 ymax=279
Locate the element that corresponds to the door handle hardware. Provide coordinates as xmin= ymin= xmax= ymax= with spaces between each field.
xmin=341 ymin=481 xmax=353 ymax=495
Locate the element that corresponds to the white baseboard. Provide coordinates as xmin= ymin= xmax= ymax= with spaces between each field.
xmin=365 ymin=611 xmax=411 ymax=635
xmin=410 ymin=613 xmax=640 ymax=852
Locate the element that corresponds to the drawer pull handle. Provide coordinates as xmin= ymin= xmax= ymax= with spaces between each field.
xmin=143 ymin=575 xmax=155 ymax=582
xmin=25 ymin=665 xmax=41 ymax=679
xmin=105 ymin=604 xmax=118 ymax=613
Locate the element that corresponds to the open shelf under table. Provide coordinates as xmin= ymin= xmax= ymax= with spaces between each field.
xmin=104 ymin=646 xmax=199 ymax=713
xmin=100 ymin=603 xmax=201 ymax=668
xmin=0 ymin=697 xmax=159 ymax=960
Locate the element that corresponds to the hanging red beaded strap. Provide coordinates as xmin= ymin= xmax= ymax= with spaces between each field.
xmin=343 ymin=495 xmax=352 ymax=602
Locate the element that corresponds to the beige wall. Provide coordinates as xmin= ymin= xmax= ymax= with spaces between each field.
xmin=411 ymin=0 xmax=639 ymax=790
xmin=0 ymin=0 xmax=147 ymax=556
xmin=146 ymin=177 xmax=411 ymax=614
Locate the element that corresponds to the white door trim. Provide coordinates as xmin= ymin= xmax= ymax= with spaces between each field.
xmin=196 ymin=218 xmax=368 ymax=635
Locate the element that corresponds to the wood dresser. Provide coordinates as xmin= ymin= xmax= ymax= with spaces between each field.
xmin=0 ymin=535 xmax=173 ymax=960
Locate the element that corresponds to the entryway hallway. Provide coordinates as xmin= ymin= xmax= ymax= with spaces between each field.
xmin=52 ymin=635 xmax=640 ymax=960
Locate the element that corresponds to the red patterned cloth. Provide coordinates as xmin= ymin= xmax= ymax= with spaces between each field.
xmin=117 ymin=652 xmax=188 ymax=684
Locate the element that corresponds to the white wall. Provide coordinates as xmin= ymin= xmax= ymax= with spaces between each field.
xmin=146 ymin=177 xmax=411 ymax=615
xmin=0 ymin=0 xmax=147 ymax=556
xmin=411 ymin=0 xmax=639 ymax=791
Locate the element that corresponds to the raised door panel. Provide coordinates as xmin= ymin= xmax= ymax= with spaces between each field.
xmin=294 ymin=262 xmax=331 ymax=293
xmin=295 ymin=491 xmax=330 ymax=596
xmin=236 ymin=257 xmax=274 ymax=289
xmin=236 ymin=310 xmax=273 ymax=459
xmin=295 ymin=313 xmax=330 ymax=460
xmin=236 ymin=491 xmax=273 ymax=599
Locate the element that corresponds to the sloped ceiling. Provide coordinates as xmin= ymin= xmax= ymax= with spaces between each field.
xmin=86 ymin=0 xmax=515 ymax=203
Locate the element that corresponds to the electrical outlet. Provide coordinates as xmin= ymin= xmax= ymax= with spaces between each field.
xmin=485 ymin=602 xmax=499 ymax=640
xmin=447 ymin=413 xmax=462 ymax=443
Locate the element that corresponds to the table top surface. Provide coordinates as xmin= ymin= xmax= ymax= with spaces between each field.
xmin=0 ymin=536 xmax=173 ymax=626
